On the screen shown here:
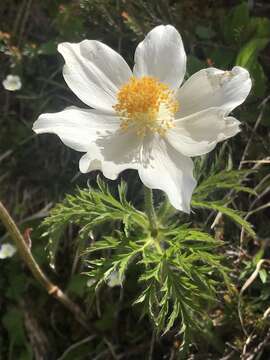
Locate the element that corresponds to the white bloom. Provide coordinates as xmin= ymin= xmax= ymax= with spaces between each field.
xmin=33 ymin=25 xmax=251 ymax=213
xmin=86 ymin=278 xmax=96 ymax=287
xmin=106 ymin=270 xmax=123 ymax=287
xmin=0 ymin=243 xmax=16 ymax=259
xmin=2 ymin=74 xmax=22 ymax=91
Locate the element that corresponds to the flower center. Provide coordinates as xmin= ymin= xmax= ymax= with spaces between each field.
xmin=113 ymin=76 xmax=179 ymax=137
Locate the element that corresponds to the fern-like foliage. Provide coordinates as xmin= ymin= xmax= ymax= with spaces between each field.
xmin=42 ymin=177 xmax=148 ymax=266
xmin=41 ymin=169 xmax=255 ymax=351
xmin=192 ymin=169 xmax=256 ymax=238
xmin=157 ymin=168 xmax=256 ymax=238
xmin=193 ymin=169 xmax=256 ymax=199
xmin=84 ymin=220 xmax=227 ymax=353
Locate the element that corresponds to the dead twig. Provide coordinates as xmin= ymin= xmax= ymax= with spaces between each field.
xmin=238 ymin=260 xmax=270 ymax=337
xmin=242 ymin=328 xmax=270 ymax=360
xmin=57 ymin=335 xmax=96 ymax=360
xmin=240 ymin=159 xmax=270 ymax=165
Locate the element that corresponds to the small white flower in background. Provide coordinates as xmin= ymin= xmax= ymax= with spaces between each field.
xmin=2 ymin=74 xmax=22 ymax=91
xmin=33 ymin=25 xmax=252 ymax=213
xmin=107 ymin=270 xmax=123 ymax=288
xmin=0 ymin=243 xmax=16 ymax=259
xmin=86 ymin=278 xmax=96 ymax=287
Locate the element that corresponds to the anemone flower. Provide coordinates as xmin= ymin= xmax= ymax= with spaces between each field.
xmin=33 ymin=25 xmax=251 ymax=213
xmin=0 ymin=243 xmax=16 ymax=259
xmin=2 ymin=74 xmax=22 ymax=91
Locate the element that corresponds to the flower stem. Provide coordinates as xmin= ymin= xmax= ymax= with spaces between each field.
xmin=144 ymin=186 xmax=158 ymax=237
xmin=0 ymin=200 xmax=90 ymax=331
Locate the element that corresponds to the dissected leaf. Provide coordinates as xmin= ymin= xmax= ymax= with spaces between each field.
xmin=192 ymin=200 xmax=256 ymax=238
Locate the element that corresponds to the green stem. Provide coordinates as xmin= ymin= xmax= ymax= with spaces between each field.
xmin=144 ymin=186 xmax=158 ymax=237
xmin=0 ymin=201 xmax=90 ymax=331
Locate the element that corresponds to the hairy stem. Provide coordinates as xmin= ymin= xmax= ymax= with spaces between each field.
xmin=144 ymin=186 xmax=158 ymax=237
xmin=0 ymin=201 xmax=90 ymax=331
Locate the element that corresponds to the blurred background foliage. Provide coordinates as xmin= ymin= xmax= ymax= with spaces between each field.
xmin=0 ymin=0 xmax=270 ymax=359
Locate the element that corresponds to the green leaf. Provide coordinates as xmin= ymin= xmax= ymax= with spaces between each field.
xmin=259 ymin=269 xmax=267 ymax=284
xmin=84 ymin=236 xmax=120 ymax=253
xmin=42 ymin=179 xmax=149 ymax=264
xmin=253 ymin=248 xmax=264 ymax=265
xmin=194 ymin=169 xmax=256 ymax=200
xmin=247 ymin=17 xmax=270 ymax=38
xmin=223 ymin=3 xmax=250 ymax=44
xmin=164 ymin=228 xmax=222 ymax=250
xmin=236 ymin=38 xmax=269 ymax=68
xmin=249 ymin=60 xmax=267 ymax=98
xmin=192 ymin=200 xmax=256 ymax=238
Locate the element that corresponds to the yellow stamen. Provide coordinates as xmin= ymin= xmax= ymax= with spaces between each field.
xmin=113 ymin=76 xmax=179 ymax=137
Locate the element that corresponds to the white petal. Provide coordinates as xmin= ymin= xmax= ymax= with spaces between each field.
xmin=33 ymin=107 xmax=120 ymax=152
xmin=79 ymin=131 xmax=141 ymax=180
xmin=2 ymin=75 xmax=22 ymax=91
xmin=138 ymin=136 xmax=196 ymax=213
xmin=107 ymin=270 xmax=123 ymax=287
xmin=133 ymin=25 xmax=186 ymax=89
xmin=0 ymin=243 xmax=16 ymax=259
xmin=177 ymin=66 xmax=252 ymax=117
xmin=58 ymin=40 xmax=132 ymax=112
xmin=166 ymin=108 xmax=241 ymax=157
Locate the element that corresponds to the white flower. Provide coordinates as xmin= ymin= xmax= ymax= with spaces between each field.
xmin=0 ymin=243 xmax=16 ymax=259
xmin=86 ymin=278 xmax=96 ymax=287
xmin=106 ymin=270 xmax=123 ymax=287
xmin=2 ymin=74 xmax=22 ymax=91
xmin=33 ymin=25 xmax=251 ymax=213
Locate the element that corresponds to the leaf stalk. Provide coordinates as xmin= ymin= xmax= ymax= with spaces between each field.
xmin=144 ymin=186 xmax=158 ymax=237
xmin=0 ymin=200 xmax=90 ymax=331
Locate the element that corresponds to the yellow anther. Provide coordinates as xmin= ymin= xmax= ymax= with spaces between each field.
xmin=113 ymin=76 xmax=179 ymax=137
